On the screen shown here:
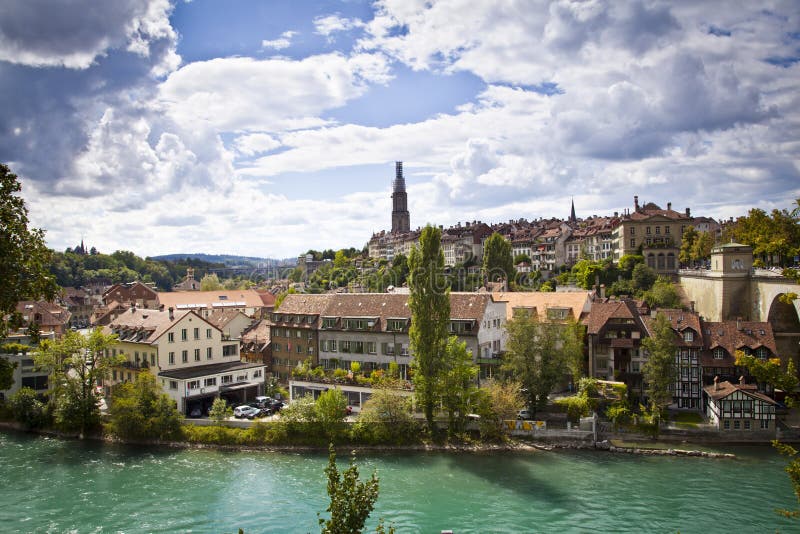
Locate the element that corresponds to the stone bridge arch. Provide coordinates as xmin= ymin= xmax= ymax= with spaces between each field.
xmin=756 ymin=279 xmax=800 ymax=362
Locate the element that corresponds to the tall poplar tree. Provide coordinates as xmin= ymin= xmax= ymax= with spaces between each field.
xmin=482 ymin=232 xmax=515 ymax=287
xmin=641 ymin=312 xmax=678 ymax=418
xmin=408 ymin=225 xmax=450 ymax=429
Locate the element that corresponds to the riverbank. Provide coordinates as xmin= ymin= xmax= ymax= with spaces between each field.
xmin=0 ymin=420 xmax=748 ymax=459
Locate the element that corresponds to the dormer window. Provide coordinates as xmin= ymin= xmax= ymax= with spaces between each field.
xmin=713 ymin=348 xmax=725 ymax=360
xmin=683 ymin=331 xmax=694 ymax=342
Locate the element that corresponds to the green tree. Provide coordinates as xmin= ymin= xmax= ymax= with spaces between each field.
xmin=679 ymin=226 xmax=698 ymax=265
xmin=641 ymin=312 xmax=678 ymax=421
xmin=108 ymin=373 xmax=182 ymax=440
xmin=408 ymin=225 xmax=450 ymax=429
xmin=618 ymin=254 xmax=644 ymax=278
xmin=735 ymin=352 xmax=799 ymax=395
xmin=209 ymin=397 xmax=233 ymax=424
xmin=439 ymin=336 xmax=479 ymax=436
xmin=562 ymin=319 xmax=586 ymax=384
xmin=281 ymin=394 xmax=317 ymax=423
xmin=0 ymin=356 xmax=16 ymax=390
xmin=631 ymin=263 xmax=657 ymax=291
xmin=774 ymin=440 xmax=800 ymax=519
xmin=200 ymin=273 xmax=223 ymax=291
xmin=0 ymin=164 xmax=58 ymax=337
xmin=643 ymin=277 xmax=682 ymax=308
xmin=513 ymin=253 xmax=531 ymax=265
xmin=474 ymin=379 xmax=524 ymax=441
xmin=35 ymin=328 xmax=123 ymax=437
xmin=334 ymin=250 xmax=349 ymax=269
xmin=355 ymin=388 xmax=416 ymax=444
xmin=318 ymin=444 xmax=381 ymax=534
xmin=315 ymin=388 xmax=348 ymax=439
xmin=482 ymin=232 xmax=515 ymax=286
xmin=691 ymin=231 xmax=714 ymax=263
xmin=8 ymin=386 xmax=49 ymax=429
xmin=502 ymin=311 xmax=567 ymax=414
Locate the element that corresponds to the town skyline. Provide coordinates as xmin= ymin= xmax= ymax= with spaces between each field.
xmin=2 ymin=1 xmax=798 ymax=258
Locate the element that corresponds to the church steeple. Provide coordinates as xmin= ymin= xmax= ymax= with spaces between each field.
xmin=391 ymin=161 xmax=410 ymax=233
xmin=569 ymin=198 xmax=576 ymax=224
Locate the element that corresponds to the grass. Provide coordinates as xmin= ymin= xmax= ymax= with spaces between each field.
xmin=671 ymin=412 xmax=704 ymax=429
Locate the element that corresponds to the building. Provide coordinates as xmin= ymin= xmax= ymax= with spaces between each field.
xmin=612 ymin=196 xmax=693 ymax=274
xmin=206 ymin=309 xmax=253 ymax=340
xmin=241 ymin=319 xmax=271 ymax=371
xmin=173 ymin=268 xmax=200 ymax=291
xmin=391 ymin=161 xmax=410 ymax=234
xmin=270 ymin=292 xmax=507 ymax=383
xmin=704 ymin=377 xmax=778 ymax=432
xmin=0 ymin=331 xmax=55 ymax=401
xmin=59 ymin=287 xmax=94 ymax=328
xmin=156 ymin=290 xmax=269 ymax=320
xmin=103 ymin=282 xmax=159 ymax=309
xmin=105 ymin=307 xmax=264 ymax=414
xmin=13 ymin=300 xmax=72 ymax=338
xmin=700 ymin=319 xmax=779 ymax=388
xmin=585 ymin=300 xmax=648 ymax=389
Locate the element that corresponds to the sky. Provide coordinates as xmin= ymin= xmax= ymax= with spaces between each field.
xmin=1 ymin=0 xmax=799 ymax=259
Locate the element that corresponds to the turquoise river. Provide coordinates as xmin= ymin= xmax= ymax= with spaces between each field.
xmin=0 ymin=431 xmax=796 ymax=533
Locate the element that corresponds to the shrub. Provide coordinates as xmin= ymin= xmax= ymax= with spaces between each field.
xmin=554 ymin=396 xmax=589 ymax=423
xmin=9 ymin=387 xmax=49 ymax=429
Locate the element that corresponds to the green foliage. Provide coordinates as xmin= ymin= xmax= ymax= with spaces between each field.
xmin=355 ymin=388 xmax=417 ymax=444
xmin=735 ymin=352 xmax=799 ymax=394
xmin=408 ymin=225 xmax=450 ymax=429
xmin=0 ymin=163 xmax=58 ymax=337
xmin=502 ymin=311 xmax=569 ymax=413
xmin=281 ymin=394 xmax=317 ymax=423
xmin=642 ymin=277 xmax=683 ymax=308
xmin=439 ymin=336 xmax=479 ymax=436
xmin=605 ymin=403 xmax=632 ymax=430
xmin=108 ymin=373 xmax=182 ymax=441
xmin=482 ymin=232 xmax=515 ymax=285
xmin=35 ymin=328 xmax=123 ymax=436
xmin=641 ymin=313 xmax=678 ymax=414
xmin=209 ymin=397 xmax=233 ymax=424
xmin=8 ymin=386 xmax=49 ymax=429
xmin=315 ymin=389 xmax=348 ymax=439
xmin=618 ymin=254 xmax=644 ymax=278
xmin=554 ymin=395 xmax=590 ymax=423
xmin=200 ymin=273 xmax=224 ymax=290
xmin=0 ymin=356 xmax=17 ymax=391
xmin=474 ymin=379 xmax=524 ymax=441
xmin=773 ymin=440 xmax=800 ymax=519
xmin=319 ymin=444 xmax=381 ymax=534
xmin=725 ymin=203 xmax=800 ymax=267
xmin=539 ymin=280 xmax=555 ymax=292
xmin=513 ymin=254 xmax=532 ymax=265
xmin=631 ymin=263 xmax=657 ymax=291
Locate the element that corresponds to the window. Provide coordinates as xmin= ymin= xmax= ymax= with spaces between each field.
xmin=341 ymin=341 xmax=351 ymax=353
xmin=223 ymin=345 xmax=237 ymax=357
xmin=150 ymin=354 xmax=156 ymax=366
xmin=646 ymin=227 xmax=651 ymax=235
xmin=744 ymin=420 xmax=751 ymax=430
xmin=322 ymin=318 xmax=336 ymax=329
xmin=723 ymin=420 xmax=730 ymax=430
xmin=169 ymin=352 xmax=175 ymax=365
xmin=181 ymin=328 xmax=187 ymax=341
xmin=168 ymin=332 xmax=174 ymax=343
xmin=253 ymin=369 xmax=262 ymax=378
xmin=366 ymin=342 xmax=376 ymax=354
xmin=206 ymin=328 xmax=212 ymax=339
xmin=713 ymin=348 xmax=725 ymax=360
xmin=665 ymin=226 xmax=670 ymax=235
xmin=194 ymin=328 xmax=199 ymax=340
xmin=734 ymin=420 xmax=740 ymax=430
xmin=296 ymin=330 xmax=301 ymax=338
xmin=204 ymin=377 xmax=217 ymax=387
xmin=761 ymin=419 xmax=769 ymax=429
xmin=169 ymin=380 xmax=178 ymax=390
xmin=655 ymin=226 xmax=660 ymax=235
xmin=296 ymin=344 xmax=303 ymax=353
xmin=630 ymin=238 xmax=635 ymax=248
xmin=683 ymin=331 xmax=694 ymax=342
xmin=221 ymin=375 xmax=233 ymax=384
xmin=188 ymin=380 xmax=200 ymax=390
xmin=194 ymin=348 xmax=200 ymax=361
xmin=181 ymin=350 xmax=188 ymax=363
xmin=207 ymin=347 xmax=213 ymax=360
xmin=756 ymin=347 xmax=769 ymax=360
xmin=388 ymin=319 xmax=405 ymax=331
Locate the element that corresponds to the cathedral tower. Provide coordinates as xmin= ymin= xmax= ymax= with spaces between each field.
xmin=391 ymin=161 xmax=410 ymax=233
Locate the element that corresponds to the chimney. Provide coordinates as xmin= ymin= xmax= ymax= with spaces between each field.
xmin=600 ymin=284 xmax=606 ymax=299
xmin=667 ymin=202 xmax=672 ymax=211
xmin=685 ymin=207 xmax=691 ymax=217
xmin=634 ymin=195 xmax=639 ymax=211
xmin=690 ymin=301 xmax=695 ymax=312
xmin=739 ymin=375 xmax=746 ymax=386
xmin=614 ymin=211 xmax=618 ymax=218
xmin=168 ymin=307 xmax=174 ymax=321
xmin=736 ymin=317 xmax=742 ymax=331
xmin=714 ymin=376 xmax=719 ymax=391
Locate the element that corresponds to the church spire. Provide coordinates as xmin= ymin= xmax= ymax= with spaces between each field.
xmin=570 ymin=198 xmax=576 ymax=224
xmin=391 ymin=161 xmax=410 ymax=233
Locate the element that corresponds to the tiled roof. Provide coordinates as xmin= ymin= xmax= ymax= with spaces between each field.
xmin=704 ymin=380 xmax=778 ymax=404
xmin=276 ymin=294 xmax=332 ymax=315
xmin=15 ymin=300 xmax=71 ymax=328
xmin=492 ymin=291 xmax=591 ymax=322
xmin=641 ymin=309 xmax=703 ymax=348
xmin=157 ymin=290 xmax=266 ymax=310
xmin=106 ymin=308 xmax=195 ymax=344
xmin=242 ymin=319 xmax=270 ymax=344
xmin=584 ymin=300 xmax=640 ymax=335
xmin=206 ymin=308 xmax=248 ymax=329
xmin=703 ymin=320 xmax=777 ymax=355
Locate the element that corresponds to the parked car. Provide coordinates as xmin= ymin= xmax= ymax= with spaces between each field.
xmin=234 ymin=405 xmax=260 ymax=419
xmin=188 ymin=407 xmax=203 ymax=418
xmin=253 ymin=408 xmax=272 ymax=419
xmin=269 ymin=400 xmax=285 ymax=412
xmin=517 ymin=409 xmax=533 ymax=420
xmin=251 ymin=396 xmax=273 ymax=409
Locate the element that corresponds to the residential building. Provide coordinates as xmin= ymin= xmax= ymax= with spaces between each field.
xmin=207 ymin=309 xmax=253 ymax=340
xmin=105 ymin=307 xmax=264 ymax=414
xmin=14 ymin=300 xmax=71 ymax=337
xmin=156 ymin=289 xmax=269 ymax=319
xmin=241 ymin=319 xmax=271 ymax=371
xmin=270 ymin=295 xmax=330 ymax=381
xmin=59 ymin=287 xmax=94 ymax=327
xmin=0 ymin=331 xmax=55 ymax=401
xmin=103 ymin=281 xmax=159 ymax=309
xmin=704 ymin=376 xmax=778 ymax=432
xmin=700 ymin=319 xmax=779 ymax=388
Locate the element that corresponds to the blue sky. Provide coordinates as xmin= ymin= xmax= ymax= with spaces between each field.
xmin=1 ymin=0 xmax=798 ymax=258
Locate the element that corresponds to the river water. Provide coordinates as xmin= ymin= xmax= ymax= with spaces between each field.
xmin=0 ymin=431 xmax=795 ymax=533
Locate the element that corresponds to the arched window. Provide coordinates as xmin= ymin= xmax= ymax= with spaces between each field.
xmin=657 ymin=253 xmax=665 ymax=270
xmin=647 ymin=254 xmax=655 ymax=268
xmin=667 ymin=253 xmax=675 ymax=270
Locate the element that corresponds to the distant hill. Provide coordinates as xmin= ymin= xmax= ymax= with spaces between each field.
xmin=150 ymin=253 xmax=296 ymax=267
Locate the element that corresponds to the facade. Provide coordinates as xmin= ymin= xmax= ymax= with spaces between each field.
xmin=59 ymin=287 xmax=94 ymax=327
xmin=700 ymin=319 xmax=778 ymax=388
xmin=103 ymin=282 xmax=159 ymax=309
xmin=207 ymin=309 xmax=253 ymax=340
xmin=612 ymin=197 xmax=693 ymax=274
xmin=704 ymin=377 xmax=778 ymax=432
xmin=0 ymin=332 xmax=55 ymax=401
xmin=271 ymin=292 xmax=507 ymax=383
xmin=14 ymin=300 xmax=71 ymax=337
xmin=156 ymin=290 xmax=268 ymax=319
xmin=105 ymin=307 xmax=263 ymax=414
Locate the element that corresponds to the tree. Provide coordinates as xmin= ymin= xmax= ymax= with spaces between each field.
xmin=502 ymin=311 xmax=567 ymax=414
xmin=618 ymin=254 xmax=644 ymax=278
xmin=641 ymin=312 xmax=678 ymax=420
xmin=474 ymin=379 xmax=524 ymax=441
xmin=108 ymin=373 xmax=182 ymax=440
xmin=482 ymin=232 xmax=515 ymax=286
xmin=439 ymin=336 xmax=479 ymax=436
xmin=774 ymin=440 xmax=800 ymax=519
xmin=209 ymin=397 xmax=233 ymax=424
xmin=8 ymin=386 xmax=49 ymax=429
xmin=735 ymin=352 xmax=799 ymax=395
xmin=200 ymin=273 xmax=223 ymax=291
xmin=631 ymin=263 xmax=657 ymax=291
xmin=679 ymin=226 xmax=698 ymax=266
xmin=561 ymin=319 xmax=586 ymax=384
xmin=318 ymin=444 xmax=381 ymax=534
xmin=0 ymin=164 xmax=58 ymax=337
xmin=34 ymin=328 xmax=124 ymax=437
xmin=356 ymin=388 xmax=416 ymax=444
xmin=691 ymin=231 xmax=714 ymax=263
xmin=334 ymin=250 xmax=349 ymax=269
xmin=315 ymin=388 xmax=348 ymax=439
xmin=643 ymin=277 xmax=682 ymax=308
xmin=408 ymin=225 xmax=450 ymax=429
xmin=0 ymin=356 xmax=16 ymax=390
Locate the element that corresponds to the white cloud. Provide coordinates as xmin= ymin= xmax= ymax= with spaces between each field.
xmin=314 ymin=14 xmax=365 ymax=36
xmin=234 ymin=133 xmax=282 ymax=156
xmin=262 ymin=30 xmax=297 ymax=50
